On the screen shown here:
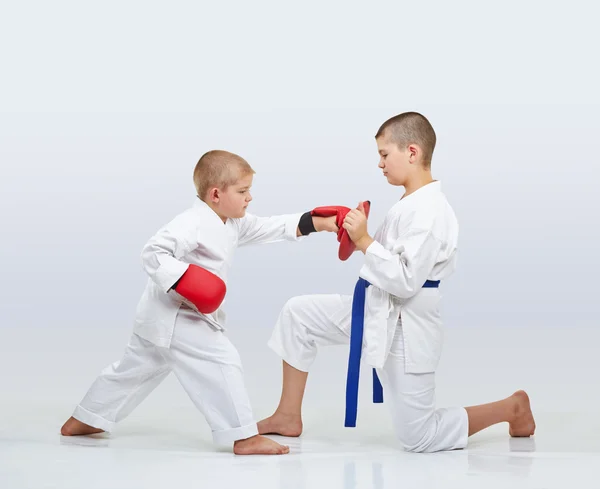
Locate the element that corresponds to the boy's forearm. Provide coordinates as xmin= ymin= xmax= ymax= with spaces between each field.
xmin=312 ymin=216 xmax=329 ymax=232
xmin=355 ymin=235 xmax=375 ymax=253
xmin=141 ymin=240 xmax=190 ymax=293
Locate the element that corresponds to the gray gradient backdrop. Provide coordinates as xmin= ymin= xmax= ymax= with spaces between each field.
xmin=1 ymin=2 xmax=598 ymax=431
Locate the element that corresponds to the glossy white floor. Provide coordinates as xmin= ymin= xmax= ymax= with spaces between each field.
xmin=2 ymin=404 xmax=599 ymax=489
xmin=3 ymin=322 xmax=599 ymax=489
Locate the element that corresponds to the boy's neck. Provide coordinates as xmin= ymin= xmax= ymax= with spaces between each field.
xmin=200 ymin=197 xmax=228 ymax=224
xmin=401 ymin=172 xmax=435 ymax=199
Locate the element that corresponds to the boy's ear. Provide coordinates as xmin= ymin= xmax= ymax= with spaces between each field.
xmin=208 ymin=187 xmax=220 ymax=203
xmin=407 ymin=144 xmax=419 ymax=162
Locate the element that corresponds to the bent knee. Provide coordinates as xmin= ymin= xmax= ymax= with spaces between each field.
xmin=277 ymin=296 xmax=314 ymax=330
xmin=281 ymin=295 xmax=312 ymax=315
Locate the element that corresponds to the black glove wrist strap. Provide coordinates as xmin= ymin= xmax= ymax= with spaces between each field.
xmin=298 ymin=211 xmax=317 ymax=235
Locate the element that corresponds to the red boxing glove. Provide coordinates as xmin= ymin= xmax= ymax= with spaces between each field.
xmin=311 ymin=205 xmax=351 ymax=239
xmin=174 ymin=264 xmax=226 ymax=314
xmin=311 ymin=201 xmax=371 ymax=261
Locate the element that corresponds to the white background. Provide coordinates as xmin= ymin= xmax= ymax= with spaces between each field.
xmin=1 ymin=2 xmax=599 ymax=487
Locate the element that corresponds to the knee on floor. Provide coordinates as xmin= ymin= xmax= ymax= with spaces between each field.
xmin=397 ymin=427 xmax=434 ymax=453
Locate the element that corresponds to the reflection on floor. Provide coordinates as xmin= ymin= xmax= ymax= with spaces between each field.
xmin=2 ymin=406 xmax=599 ymax=489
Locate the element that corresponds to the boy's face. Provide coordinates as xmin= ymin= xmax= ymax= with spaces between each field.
xmin=215 ymin=173 xmax=253 ymax=220
xmin=376 ymin=134 xmax=411 ymax=186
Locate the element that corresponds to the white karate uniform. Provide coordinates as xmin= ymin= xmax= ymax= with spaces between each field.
xmin=268 ymin=181 xmax=469 ymax=452
xmin=73 ymin=198 xmax=303 ymax=445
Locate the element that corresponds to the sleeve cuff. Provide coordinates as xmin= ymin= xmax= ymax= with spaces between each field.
xmin=364 ymin=240 xmax=391 ymax=259
xmin=155 ymin=261 xmax=190 ymax=293
xmin=284 ymin=213 xmax=306 ymax=241
xmin=359 ymin=240 xmax=391 ymax=283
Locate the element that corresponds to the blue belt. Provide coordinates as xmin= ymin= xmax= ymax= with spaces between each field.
xmin=344 ymin=278 xmax=440 ymax=427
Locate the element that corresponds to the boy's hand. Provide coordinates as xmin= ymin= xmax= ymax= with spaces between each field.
xmin=343 ymin=202 xmax=374 ymax=252
xmin=313 ymin=215 xmax=339 ymax=233
xmin=304 ymin=201 xmax=371 ymax=259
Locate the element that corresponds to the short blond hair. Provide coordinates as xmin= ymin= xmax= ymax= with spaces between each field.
xmin=375 ymin=112 xmax=437 ymax=168
xmin=193 ymin=150 xmax=255 ymax=200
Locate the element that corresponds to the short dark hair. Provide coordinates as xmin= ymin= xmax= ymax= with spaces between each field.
xmin=375 ymin=112 xmax=437 ymax=167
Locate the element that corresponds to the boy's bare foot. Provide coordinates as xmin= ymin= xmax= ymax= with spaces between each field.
xmin=60 ymin=417 xmax=104 ymax=436
xmin=233 ymin=435 xmax=290 ymax=455
xmin=508 ymin=390 xmax=536 ymax=437
xmin=257 ymin=412 xmax=303 ymax=437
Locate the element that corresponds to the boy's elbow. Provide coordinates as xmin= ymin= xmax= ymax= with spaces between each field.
xmin=140 ymin=243 xmax=153 ymax=268
xmin=140 ymin=241 xmax=164 ymax=275
xmin=390 ymin=285 xmax=418 ymax=300
xmin=388 ymin=275 xmax=421 ymax=300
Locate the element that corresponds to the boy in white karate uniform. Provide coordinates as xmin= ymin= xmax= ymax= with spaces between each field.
xmin=60 ymin=150 xmax=340 ymax=455
xmin=259 ymin=113 xmax=536 ymax=452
